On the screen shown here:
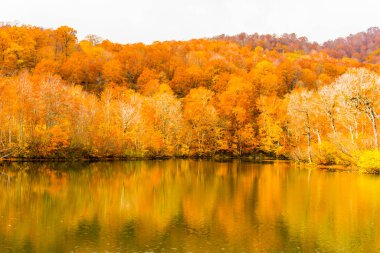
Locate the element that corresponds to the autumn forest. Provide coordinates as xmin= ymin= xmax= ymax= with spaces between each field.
xmin=1 ymin=24 xmax=380 ymax=169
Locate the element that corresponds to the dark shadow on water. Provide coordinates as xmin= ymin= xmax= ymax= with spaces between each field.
xmin=75 ymin=216 xmax=101 ymax=243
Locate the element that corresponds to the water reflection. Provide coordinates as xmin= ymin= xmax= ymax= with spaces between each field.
xmin=0 ymin=160 xmax=380 ymax=252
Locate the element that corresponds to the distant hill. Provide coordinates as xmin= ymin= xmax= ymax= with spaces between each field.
xmin=323 ymin=27 xmax=380 ymax=63
xmin=213 ymin=27 xmax=380 ymax=63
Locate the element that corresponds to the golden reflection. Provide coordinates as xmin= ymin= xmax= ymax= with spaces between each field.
xmin=0 ymin=160 xmax=380 ymax=252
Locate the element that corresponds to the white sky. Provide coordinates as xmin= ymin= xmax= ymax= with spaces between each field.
xmin=1 ymin=0 xmax=379 ymax=44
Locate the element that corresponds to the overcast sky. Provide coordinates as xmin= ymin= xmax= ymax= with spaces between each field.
xmin=1 ymin=0 xmax=379 ymax=44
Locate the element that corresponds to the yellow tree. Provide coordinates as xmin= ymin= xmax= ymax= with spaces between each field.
xmin=54 ymin=26 xmax=77 ymax=60
xmin=218 ymin=76 xmax=257 ymax=155
xmin=149 ymin=84 xmax=183 ymax=155
xmin=249 ymin=60 xmax=279 ymax=96
xmin=335 ymin=68 xmax=380 ymax=149
xmin=256 ymin=95 xmax=286 ymax=156
xmin=287 ymin=90 xmax=315 ymax=162
xmin=183 ymin=87 xmax=219 ymax=155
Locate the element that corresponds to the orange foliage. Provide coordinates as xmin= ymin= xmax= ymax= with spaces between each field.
xmin=0 ymin=24 xmax=379 ymax=160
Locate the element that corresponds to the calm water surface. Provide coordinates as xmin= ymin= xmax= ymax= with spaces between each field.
xmin=0 ymin=160 xmax=380 ymax=252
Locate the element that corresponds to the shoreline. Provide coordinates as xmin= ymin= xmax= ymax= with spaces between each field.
xmin=0 ymin=154 xmax=285 ymax=163
xmin=294 ymin=162 xmax=380 ymax=174
xmin=2 ymin=157 xmax=377 ymax=173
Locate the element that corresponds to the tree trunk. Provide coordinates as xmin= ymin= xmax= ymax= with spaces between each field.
xmin=306 ymin=112 xmax=312 ymax=163
xmin=327 ymin=111 xmax=337 ymax=136
xmin=367 ymin=108 xmax=379 ymax=149
xmin=8 ymin=116 xmax=12 ymax=144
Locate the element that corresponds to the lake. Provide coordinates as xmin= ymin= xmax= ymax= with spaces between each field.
xmin=0 ymin=160 xmax=380 ymax=252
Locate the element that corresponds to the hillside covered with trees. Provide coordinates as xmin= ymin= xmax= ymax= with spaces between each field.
xmin=0 ymin=24 xmax=380 ymax=169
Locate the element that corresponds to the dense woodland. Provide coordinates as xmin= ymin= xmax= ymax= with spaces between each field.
xmin=0 ymin=24 xmax=380 ymax=168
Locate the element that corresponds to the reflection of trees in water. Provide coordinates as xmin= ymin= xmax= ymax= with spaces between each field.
xmin=0 ymin=161 xmax=380 ymax=252
xmin=0 ymin=171 xmax=10 ymax=188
